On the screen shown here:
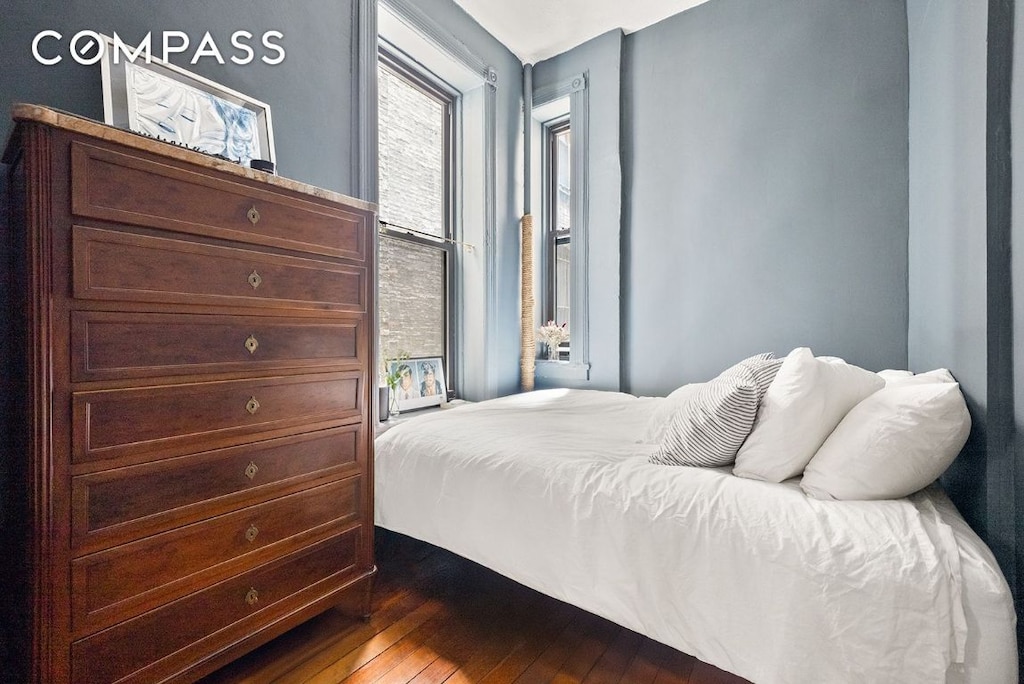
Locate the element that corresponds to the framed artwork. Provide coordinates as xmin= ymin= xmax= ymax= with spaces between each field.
xmin=389 ymin=357 xmax=447 ymax=412
xmin=99 ymin=35 xmax=275 ymax=166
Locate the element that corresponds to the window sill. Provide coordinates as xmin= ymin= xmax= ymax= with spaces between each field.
xmin=376 ymin=399 xmax=473 ymax=437
xmin=535 ymin=359 xmax=590 ymax=381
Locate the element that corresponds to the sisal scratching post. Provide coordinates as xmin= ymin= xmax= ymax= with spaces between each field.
xmin=521 ymin=214 xmax=535 ymax=391
xmin=521 ymin=64 xmax=535 ymax=392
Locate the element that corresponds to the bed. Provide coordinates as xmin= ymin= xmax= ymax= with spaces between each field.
xmin=374 ymin=387 xmax=1018 ymax=683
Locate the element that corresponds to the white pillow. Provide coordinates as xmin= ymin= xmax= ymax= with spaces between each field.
xmin=877 ymin=369 xmax=914 ymax=383
xmin=642 ymin=383 xmax=703 ymax=444
xmin=884 ymin=368 xmax=956 ymax=386
xmin=732 ymin=348 xmax=884 ymax=482
xmin=801 ymin=382 xmax=970 ymax=500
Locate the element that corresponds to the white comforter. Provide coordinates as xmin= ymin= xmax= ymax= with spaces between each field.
xmin=374 ymin=389 xmax=1015 ymax=684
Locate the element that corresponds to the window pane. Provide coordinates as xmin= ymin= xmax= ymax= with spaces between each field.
xmin=378 ymin=236 xmax=446 ymax=360
xmin=378 ymin=63 xmax=446 ymax=238
xmin=554 ymin=239 xmax=571 ymax=327
xmin=555 ymin=129 xmax=571 ymax=231
xmin=376 ymin=50 xmax=454 ymax=391
xmin=550 ymin=125 xmax=571 ymax=336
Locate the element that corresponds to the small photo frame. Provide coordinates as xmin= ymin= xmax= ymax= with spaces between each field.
xmin=390 ymin=357 xmax=447 ymax=412
xmin=99 ymin=34 xmax=275 ymax=166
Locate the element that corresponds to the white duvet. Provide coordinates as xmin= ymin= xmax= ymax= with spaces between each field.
xmin=374 ymin=389 xmax=1016 ymax=684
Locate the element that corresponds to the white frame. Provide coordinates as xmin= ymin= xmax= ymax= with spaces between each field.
xmin=390 ymin=356 xmax=447 ymax=412
xmin=99 ymin=34 xmax=275 ymax=165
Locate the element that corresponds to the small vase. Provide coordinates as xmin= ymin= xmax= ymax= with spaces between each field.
xmin=546 ymin=343 xmax=559 ymax=361
xmin=389 ymin=389 xmax=401 ymax=417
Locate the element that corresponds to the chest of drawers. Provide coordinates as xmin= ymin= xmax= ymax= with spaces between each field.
xmin=1 ymin=105 xmax=377 ymax=683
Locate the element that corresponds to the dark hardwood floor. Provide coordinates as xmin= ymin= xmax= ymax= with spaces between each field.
xmin=202 ymin=530 xmax=751 ymax=683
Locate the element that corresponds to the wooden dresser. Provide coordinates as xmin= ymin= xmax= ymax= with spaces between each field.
xmin=1 ymin=105 xmax=377 ymax=683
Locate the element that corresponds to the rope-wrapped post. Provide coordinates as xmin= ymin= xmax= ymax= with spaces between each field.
xmin=521 ymin=214 xmax=535 ymax=391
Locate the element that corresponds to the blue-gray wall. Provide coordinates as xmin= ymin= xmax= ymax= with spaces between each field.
xmin=621 ymin=0 xmax=909 ymax=397
xmin=0 ymin=0 xmax=917 ymax=405
xmin=1 ymin=0 xmax=357 ymax=194
xmin=906 ymin=0 xmax=990 ymax=553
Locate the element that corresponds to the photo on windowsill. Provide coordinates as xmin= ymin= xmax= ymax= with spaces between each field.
xmin=538 ymin=344 xmax=570 ymax=362
xmin=389 ymin=357 xmax=447 ymax=412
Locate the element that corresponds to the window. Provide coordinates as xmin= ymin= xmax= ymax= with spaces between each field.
xmin=549 ymin=121 xmax=571 ymax=326
xmin=532 ymin=71 xmax=590 ymax=382
xmin=546 ymin=119 xmax=571 ymax=359
xmin=377 ymin=47 xmax=456 ymax=390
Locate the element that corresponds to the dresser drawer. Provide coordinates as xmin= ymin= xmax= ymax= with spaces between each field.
xmin=72 ymin=225 xmax=366 ymax=312
xmin=72 ymin=311 xmax=363 ymax=382
xmin=71 ymin=426 xmax=362 ymax=551
xmin=72 ymin=478 xmax=360 ymax=635
xmin=71 ymin=530 xmax=360 ymax=684
xmin=71 ymin=141 xmax=369 ymax=261
xmin=73 ymin=372 xmax=362 ymax=466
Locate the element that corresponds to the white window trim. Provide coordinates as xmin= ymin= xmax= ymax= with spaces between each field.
xmin=533 ymin=72 xmax=590 ymax=382
xmin=357 ymin=0 xmax=501 ymax=400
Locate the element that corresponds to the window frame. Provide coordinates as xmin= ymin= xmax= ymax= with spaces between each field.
xmin=545 ymin=117 xmax=571 ymax=359
xmin=377 ymin=45 xmax=459 ymax=394
xmin=532 ymin=71 xmax=590 ymax=382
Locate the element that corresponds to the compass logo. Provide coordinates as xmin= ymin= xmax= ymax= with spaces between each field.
xmin=32 ymin=30 xmax=285 ymax=66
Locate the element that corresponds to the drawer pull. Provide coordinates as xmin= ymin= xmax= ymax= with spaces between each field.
xmin=245 ymin=396 xmax=261 ymax=415
xmin=245 ymin=587 xmax=259 ymax=606
xmin=245 ymin=524 xmax=260 ymax=542
xmin=244 ymin=461 xmax=259 ymax=480
xmin=247 ymin=205 xmax=261 ymax=225
xmin=247 ymin=269 xmax=263 ymax=290
xmin=244 ymin=334 xmax=259 ymax=354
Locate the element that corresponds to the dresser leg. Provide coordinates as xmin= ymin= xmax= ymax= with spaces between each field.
xmin=335 ymin=569 xmax=376 ymax=621
xmin=360 ymin=567 xmax=376 ymax=621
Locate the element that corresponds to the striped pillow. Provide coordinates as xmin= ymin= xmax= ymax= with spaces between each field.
xmin=649 ymin=368 xmax=761 ymax=467
xmin=720 ymin=352 xmax=783 ymax=401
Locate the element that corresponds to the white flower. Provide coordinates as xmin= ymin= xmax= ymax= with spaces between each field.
xmin=538 ymin=320 xmax=569 ymax=347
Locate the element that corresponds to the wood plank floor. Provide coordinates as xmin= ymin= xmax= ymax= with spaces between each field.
xmin=202 ymin=530 xmax=751 ymax=684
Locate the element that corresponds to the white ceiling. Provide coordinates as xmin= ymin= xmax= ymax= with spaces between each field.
xmin=452 ymin=0 xmax=712 ymax=64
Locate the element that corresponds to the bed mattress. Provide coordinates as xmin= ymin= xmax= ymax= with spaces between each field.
xmin=374 ymin=389 xmax=1017 ymax=683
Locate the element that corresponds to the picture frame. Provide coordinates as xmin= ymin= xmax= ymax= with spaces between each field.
xmin=389 ymin=357 xmax=447 ymax=412
xmin=99 ymin=34 xmax=275 ymax=166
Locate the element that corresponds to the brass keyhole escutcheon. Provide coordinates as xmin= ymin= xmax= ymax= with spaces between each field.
xmin=247 ymin=205 xmax=260 ymax=225
xmin=246 ymin=396 xmax=260 ymax=415
xmin=248 ymin=270 xmax=262 ymax=290
xmin=245 ymin=587 xmax=259 ymax=606
xmin=245 ymin=524 xmax=259 ymax=543
xmin=245 ymin=334 xmax=259 ymax=354
xmin=244 ymin=461 xmax=259 ymax=480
